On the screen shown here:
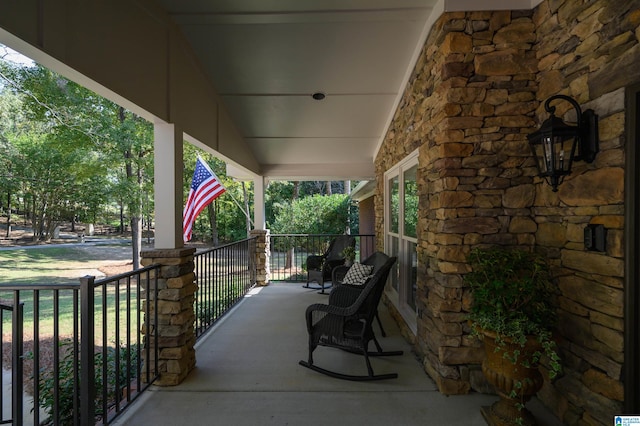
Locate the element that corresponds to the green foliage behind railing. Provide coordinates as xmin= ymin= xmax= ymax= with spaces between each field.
xmin=29 ymin=340 xmax=139 ymax=425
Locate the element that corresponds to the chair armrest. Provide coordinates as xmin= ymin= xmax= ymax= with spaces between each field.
xmin=328 ymin=285 xmax=362 ymax=308
xmin=305 ymin=302 xmax=354 ymax=333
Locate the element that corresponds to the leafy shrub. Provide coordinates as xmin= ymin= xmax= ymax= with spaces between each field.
xmin=34 ymin=340 xmax=139 ymax=425
xmin=464 ymin=247 xmax=562 ymax=379
xmin=271 ymin=194 xmax=353 ymax=252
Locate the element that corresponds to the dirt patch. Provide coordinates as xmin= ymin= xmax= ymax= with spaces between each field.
xmin=98 ymin=262 xmax=135 ymax=276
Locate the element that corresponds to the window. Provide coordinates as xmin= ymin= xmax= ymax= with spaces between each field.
xmin=384 ymin=151 xmax=418 ymax=332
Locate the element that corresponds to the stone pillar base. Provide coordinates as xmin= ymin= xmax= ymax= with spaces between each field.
xmin=141 ymin=247 xmax=197 ymax=386
xmin=250 ymin=229 xmax=270 ymax=286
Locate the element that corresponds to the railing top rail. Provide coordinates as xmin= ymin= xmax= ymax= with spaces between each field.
xmin=0 ymin=264 xmax=162 ymax=291
xmin=0 ymin=300 xmax=18 ymax=310
xmin=0 ymin=283 xmax=80 ymax=291
xmin=93 ymin=263 xmax=161 ymax=286
xmin=195 ymin=236 xmax=257 ymax=256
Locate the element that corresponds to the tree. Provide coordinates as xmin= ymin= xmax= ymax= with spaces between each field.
xmin=4 ymin=59 xmax=154 ymax=263
xmin=0 ymin=86 xmax=23 ymax=236
xmin=271 ymin=193 xmax=351 ymax=236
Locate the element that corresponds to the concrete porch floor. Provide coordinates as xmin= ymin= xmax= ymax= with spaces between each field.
xmin=113 ymin=282 xmax=562 ymax=426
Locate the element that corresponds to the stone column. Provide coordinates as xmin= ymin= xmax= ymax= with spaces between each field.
xmin=250 ymin=229 xmax=270 ymax=286
xmin=141 ymin=247 xmax=197 ymax=386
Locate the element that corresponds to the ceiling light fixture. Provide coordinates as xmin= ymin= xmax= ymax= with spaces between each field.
xmin=311 ymin=92 xmax=326 ymax=101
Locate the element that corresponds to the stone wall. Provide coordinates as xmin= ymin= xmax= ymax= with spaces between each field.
xmin=374 ymin=1 xmax=640 ymax=424
xmin=140 ymin=248 xmax=197 ymax=386
xmin=250 ymin=229 xmax=270 ymax=286
xmin=530 ymin=2 xmax=639 ymax=424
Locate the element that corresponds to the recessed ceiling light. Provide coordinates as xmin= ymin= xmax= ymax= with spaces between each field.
xmin=312 ymin=92 xmax=326 ymax=100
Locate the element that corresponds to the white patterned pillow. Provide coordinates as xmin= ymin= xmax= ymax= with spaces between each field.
xmin=342 ymin=263 xmax=374 ymax=286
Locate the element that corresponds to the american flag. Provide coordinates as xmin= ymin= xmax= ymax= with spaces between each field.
xmin=183 ymin=156 xmax=226 ymax=242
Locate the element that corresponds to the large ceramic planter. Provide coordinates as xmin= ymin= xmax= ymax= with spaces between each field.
xmin=479 ymin=328 xmax=545 ymax=426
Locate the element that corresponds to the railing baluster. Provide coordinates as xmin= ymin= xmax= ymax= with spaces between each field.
xmin=2 ymin=264 xmax=160 ymax=426
xmin=12 ymin=291 xmax=23 ymax=426
xmin=192 ymin=238 xmax=258 ymax=340
xmin=102 ymin=282 xmax=108 ymax=423
xmin=125 ymin=275 xmax=131 ymax=404
xmin=114 ymin=278 xmax=121 ymax=413
xmin=80 ymin=277 xmax=96 ymax=426
xmin=72 ymin=288 xmax=79 ymax=426
xmin=1 ymin=302 xmax=4 ymax=423
xmin=53 ymin=290 xmax=60 ymax=425
xmin=268 ymin=234 xmax=375 ymax=282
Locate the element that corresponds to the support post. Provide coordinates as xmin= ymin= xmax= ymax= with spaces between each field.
xmin=154 ymin=121 xmax=184 ymax=249
xmin=253 ymin=176 xmax=266 ymax=230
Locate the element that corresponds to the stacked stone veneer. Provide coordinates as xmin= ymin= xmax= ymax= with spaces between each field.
xmin=140 ymin=248 xmax=197 ymax=386
xmin=250 ymin=229 xmax=270 ymax=286
xmin=375 ymin=2 xmax=640 ymax=424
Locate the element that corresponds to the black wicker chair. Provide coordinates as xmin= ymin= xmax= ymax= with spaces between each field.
xmin=303 ymin=235 xmax=355 ymax=292
xmin=299 ymin=253 xmax=402 ymax=381
xmin=331 ymin=251 xmax=392 ymax=336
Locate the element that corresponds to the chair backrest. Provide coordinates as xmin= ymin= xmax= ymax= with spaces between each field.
xmin=325 ymin=235 xmax=356 ymax=261
xmin=361 ymin=251 xmax=391 ymax=274
xmin=352 ymin=254 xmax=397 ymax=320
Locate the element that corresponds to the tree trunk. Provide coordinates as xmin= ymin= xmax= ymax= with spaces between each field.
xmin=131 ymin=216 xmax=142 ymax=269
xmin=120 ymin=106 xmax=143 ymax=270
xmin=5 ymin=190 xmax=10 ymax=238
xmin=207 ymin=202 xmax=219 ymax=246
xmin=325 ymin=181 xmax=332 ymax=195
xmin=293 ymin=181 xmax=300 ymax=199
xmin=119 ymin=202 xmax=125 ymax=233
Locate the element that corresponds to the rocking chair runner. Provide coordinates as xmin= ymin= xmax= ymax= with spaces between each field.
xmin=299 ymin=254 xmax=403 ymax=381
xmin=303 ymin=235 xmax=355 ymax=292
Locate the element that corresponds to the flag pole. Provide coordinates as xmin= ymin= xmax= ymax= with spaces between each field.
xmin=196 ymin=155 xmax=254 ymax=228
xmin=225 ymin=189 xmax=255 ymax=228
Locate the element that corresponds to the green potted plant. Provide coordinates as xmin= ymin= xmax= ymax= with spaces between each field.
xmin=464 ymin=247 xmax=561 ymax=426
xmin=341 ymin=246 xmax=356 ymax=266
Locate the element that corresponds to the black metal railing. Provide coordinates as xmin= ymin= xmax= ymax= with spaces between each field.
xmin=0 ymin=265 xmax=161 ymax=425
xmin=269 ymin=234 xmax=376 ymax=282
xmin=194 ymin=237 xmax=257 ymax=339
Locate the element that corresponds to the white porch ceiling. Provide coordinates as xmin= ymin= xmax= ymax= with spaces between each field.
xmin=156 ymin=0 xmax=440 ymax=180
xmin=0 ymin=0 xmax=543 ymax=182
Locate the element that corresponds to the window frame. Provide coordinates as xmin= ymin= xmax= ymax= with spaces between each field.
xmin=384 ymin=150 xmax=419 ymax=334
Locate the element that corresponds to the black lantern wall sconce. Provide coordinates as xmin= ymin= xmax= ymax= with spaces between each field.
xmin=527 ymin=94 xmax=599 ymax=192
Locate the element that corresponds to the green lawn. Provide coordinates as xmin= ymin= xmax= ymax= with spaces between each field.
xmin=0 ymin=244 xmax=138 ymax=343
xmin=0 ymin=245 xmax=130 ymax=286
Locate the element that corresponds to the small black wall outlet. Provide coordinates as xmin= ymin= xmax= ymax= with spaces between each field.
xmin=584 ymin=224 xmax=606 ymax=252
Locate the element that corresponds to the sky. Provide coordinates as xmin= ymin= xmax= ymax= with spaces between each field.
xmin=0 ymin=44 xmax=35 ymax=66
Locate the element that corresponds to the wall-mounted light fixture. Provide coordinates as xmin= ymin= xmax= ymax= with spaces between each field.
xmin=527 ymin=94 xmax=599 ymax=192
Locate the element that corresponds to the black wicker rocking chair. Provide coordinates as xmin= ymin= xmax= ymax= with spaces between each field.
xmin=303 ymin=235 xmax=355 ymax=292
xmin=299 ymin=253 xmax=403 ymax=381
xmin=330 ymin=251 xmax=393 ymax=336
